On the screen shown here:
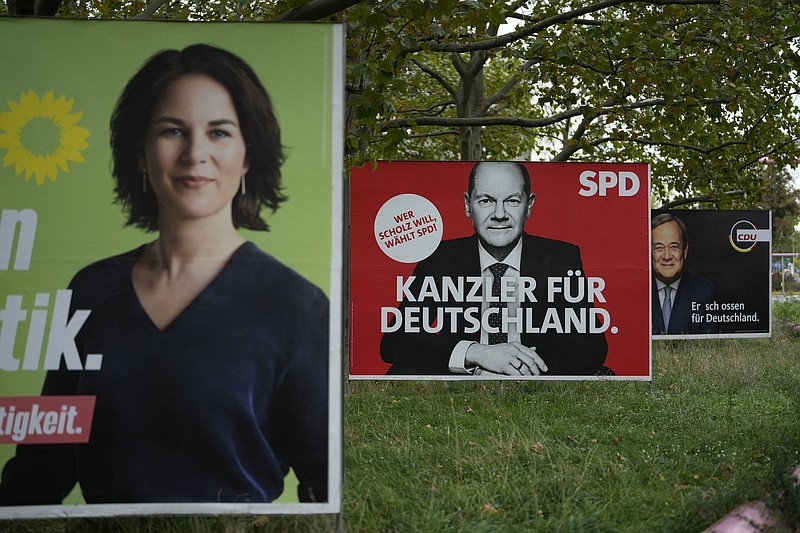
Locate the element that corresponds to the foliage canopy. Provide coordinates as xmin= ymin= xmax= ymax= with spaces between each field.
xmin=3 ymin=0 xmax=800 ymax=207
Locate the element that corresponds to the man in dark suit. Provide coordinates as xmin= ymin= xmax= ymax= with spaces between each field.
xmin=380 ymin=161 xmax=608 ymax=376
xmin=651 ymin=213 xmax=718 ymax=334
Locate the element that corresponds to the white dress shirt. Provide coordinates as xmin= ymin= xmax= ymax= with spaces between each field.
xmin=448 ymin=239 xmax=523 ymax=373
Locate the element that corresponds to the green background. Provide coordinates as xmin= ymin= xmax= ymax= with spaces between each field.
xmin=0 ymin=18 xmax=339 ymax=506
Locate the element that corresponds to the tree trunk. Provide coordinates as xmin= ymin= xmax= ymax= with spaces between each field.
xmin=455 ymin=52 xmax=485 ymax=161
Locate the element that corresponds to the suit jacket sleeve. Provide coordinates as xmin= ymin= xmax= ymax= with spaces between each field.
xmin=522 ymin=238 xmax=608 ymax=375
xmin=379 ymin=238 xmax=479 ymax=374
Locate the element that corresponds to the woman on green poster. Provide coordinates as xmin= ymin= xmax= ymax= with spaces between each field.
xmin=0 ymin=44 xmax=329 ymax=505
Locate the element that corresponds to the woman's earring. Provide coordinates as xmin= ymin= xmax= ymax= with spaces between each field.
xmin=142 ymin=170 xmax=147 ymax=194
xmin=240 ymin=173 xmax=246 ymax=196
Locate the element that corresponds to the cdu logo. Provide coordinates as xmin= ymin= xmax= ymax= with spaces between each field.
xmin=729 ymin=220 xmax=770 ymax=253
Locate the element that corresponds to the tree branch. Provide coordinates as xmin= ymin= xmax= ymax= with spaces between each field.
xmin=553 ymin=118 xmax=593 ymax=160
xmin=131 ymin=0 xmax=169 ymax=20
xmin=590 ymin=135 xmax=748 ymax=154
xmin=272 ymin=0 xmax=363 ymax=21
xmin=741 ymin=137 xmax=800 ymax=170
xmin=405 ymin=130 xmax=460 ymax=140
xmin=483 ymin=58 xmax=541 ymax=110
xmin=411 ymin=58 xmax=458 ymax=98
xmin=414 ymin=0 xmax=719 ymax=54
xmin=379 ymin=95 xmax=729 ymax=131
xmin=378 ymin=108 xmax=586 ymax=130
xmin=395 ymin=101 xmax=455 ymax=116
xmin=507 ymin=12 xmax=602 ymax=27
xmin=425 ymin=0 xmax=628 ymax=53
xmin=658 ymin=190 xmax=743 ymax=209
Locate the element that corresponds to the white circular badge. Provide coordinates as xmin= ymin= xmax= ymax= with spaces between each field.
xmin=374 ymin=194 xmax=443 ymax=263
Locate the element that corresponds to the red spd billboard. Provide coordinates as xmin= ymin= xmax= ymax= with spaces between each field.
xmin=350 ymin=161 xmax=651 ymax=380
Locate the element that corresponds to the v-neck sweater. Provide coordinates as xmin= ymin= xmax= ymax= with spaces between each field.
xmin=0 ymin=242 xmax=329 ymax=504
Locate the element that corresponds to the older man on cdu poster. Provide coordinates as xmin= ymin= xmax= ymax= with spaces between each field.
xmin=651 ymin=212 xmax=718 ymax=335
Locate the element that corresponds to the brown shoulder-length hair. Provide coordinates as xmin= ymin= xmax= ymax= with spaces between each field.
xmin=110 ymin=44 xmax=286 ymax=232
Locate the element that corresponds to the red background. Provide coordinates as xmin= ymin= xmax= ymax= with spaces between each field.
xmin=350 ymin=161 xmax=651 ymax=378
xmin=0 ymin=396 xmax=96 ymax=444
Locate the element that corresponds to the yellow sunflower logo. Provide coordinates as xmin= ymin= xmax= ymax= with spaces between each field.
xmin=0 ymin=90 xmax=90 ymax=185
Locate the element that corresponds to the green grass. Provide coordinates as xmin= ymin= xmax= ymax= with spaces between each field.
xmin=774 ymin=297 xmax=800 ymax=324
xmin=342 ymin=336 xmax=799 ymax=532
xmin=4 ymin=302 xmax=800 ymax=532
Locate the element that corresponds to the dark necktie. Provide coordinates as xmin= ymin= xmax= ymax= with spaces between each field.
xmin=488 ymin=263 xmax=509 ymax=344
xmin=662 ymin=285 xmax=673 ymax=331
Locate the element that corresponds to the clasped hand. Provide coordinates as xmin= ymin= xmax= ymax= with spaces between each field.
xmin=465 ymin=341 xmax=547 ymax=376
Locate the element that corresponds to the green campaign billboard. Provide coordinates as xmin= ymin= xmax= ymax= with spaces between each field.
xmin=0 ymin=18 xmax=343 ymax=518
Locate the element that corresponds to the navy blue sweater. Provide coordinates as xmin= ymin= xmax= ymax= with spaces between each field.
xmin=0 ymin=242 xmax=329 ymax=505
